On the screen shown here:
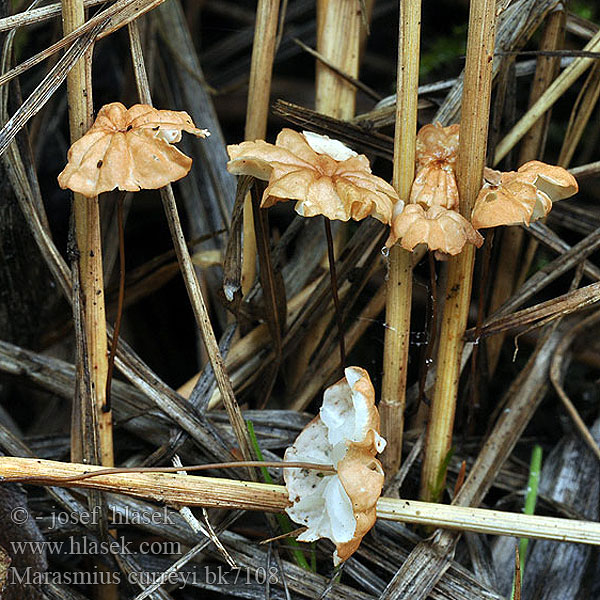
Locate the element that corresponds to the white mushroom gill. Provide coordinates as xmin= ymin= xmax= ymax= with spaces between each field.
xmin=302 ymin=130 xmax=358 ymax=161
xmin=283 ymin=366 xmax=386 ymax=564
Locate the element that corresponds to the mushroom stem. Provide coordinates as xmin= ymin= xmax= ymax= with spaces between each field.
xmin=420 ymin=0 xmax=496 ymax=502
xmin=287 ymin=0 xmax=365 ymax=390
xmin=62 ymin=0 xmax=113 ymax=467
xmin=242 ymin=0 xmax=281 ymax=294
xmin=380 ymin=0 xmax=421 ymax=475
xmin=105 ymin=192 xmax=127 ymax=412
xmin=4 ymin=457 xmax=600 ymax=546
xmin=323 ymin=217 xmax=346 ymax=366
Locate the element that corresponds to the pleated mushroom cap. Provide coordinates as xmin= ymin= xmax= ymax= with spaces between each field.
xmin=471 ymin=161 xmax=578 ymax=229
xmin=227 ymin=129 xmax=397 ymax=224
xmin=283 ymin=367 xmax=386 ymax=565
xmin=410 ymin=122 xmax=460 ymax=210
xmin=57 ymin=102 xmax=209 ymax=197
xmin=387 ymin=204 xmax=483 ymax=256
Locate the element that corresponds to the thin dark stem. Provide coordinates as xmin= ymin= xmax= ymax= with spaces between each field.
xmin=417 ymin=253 xmax=438 ymax=406
xmin=466 ymin=230 xmax=494 ymax=434
xmin=323 ymin=217 xmax=346 ymax=367
xmin=104 ymin=192 xmax=126 ymax=412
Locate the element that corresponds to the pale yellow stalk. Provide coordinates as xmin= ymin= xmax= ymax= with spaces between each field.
xmin=62 ymin=0 xmax=113 ymax=467
xmin=241 ymin=0 xmax=281 ymax=293
xmin=420 ymin=0 xmax=496 ymax=502
xmin=379 ymin=0 xmax=421 ymax=475
xmin=3 ymin=457 xmax=600 ymax=545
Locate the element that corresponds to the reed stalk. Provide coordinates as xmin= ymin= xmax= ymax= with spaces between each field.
xmin=420 ymin=0 xmax=496 ymax=503
xmin=379 ymin=0 xmax=421 ymax=475
xmin=241 ymin=0 xmax=281 ymax=294
xmin=2 ymin=456 xmax=600 ymax=546
xmin=61 ymin=0 xmax=113 ymax=467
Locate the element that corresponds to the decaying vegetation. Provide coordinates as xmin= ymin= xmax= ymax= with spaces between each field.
xmin=0 ymin=0 xmax=599 ymax=598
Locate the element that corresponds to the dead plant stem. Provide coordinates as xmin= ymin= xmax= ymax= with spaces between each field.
xmin=420 ymin=0 xmax=496 ymax=502
xmin=241 ymin=0 xmax=280 ymax=293
xmin=380 ymin=0 xmax=421 ymax=475
xmin=4 ymin=457 xmax=600 ymax=546
xmin=126 ymin=22 xmax=255 ymax=468
xmin=62 ymin=0 xmax=113 ymax=467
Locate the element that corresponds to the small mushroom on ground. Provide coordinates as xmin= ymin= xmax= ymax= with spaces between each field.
xmin=58 ymin=102 xmax=209 ymax=197
xmin=386 ymin=203 xmax=483 ymax=257
xmin=471 ymin=161 xmax=578 ymax=229
xmin=226 ymin=128 xmax=398 ymax=223
xmin=284 ymin=366 xmax=386 ymax=565
xmin=410 ymin=122 xmax=460 ymax=210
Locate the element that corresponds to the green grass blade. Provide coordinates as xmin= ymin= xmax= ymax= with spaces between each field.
xmin=511 ymin=444 xmax=543 ymax=599
xmin=246 ymin=420 xmax=313 ymax=571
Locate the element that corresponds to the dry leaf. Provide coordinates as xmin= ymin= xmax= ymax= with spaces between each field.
xmin=227 ymin=129 xmax=397 ymax=223
xmin=58 ymin=102 xmax=209 ymax=197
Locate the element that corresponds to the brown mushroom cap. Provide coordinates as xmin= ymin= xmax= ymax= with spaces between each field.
xmin=387 ymin=204 xmax=483 ymax=255
xmin=227 ymin=129 xmax=397 ymax=223
xmin=283 ymin=366 xmax=386 ymax=565
xmin=410 ymin=122 xmax=460 ymax=210
xmin=471 ymin=161 xmax=578 ymax=229
xmin=335 ymin=445 xmax=384 ymax=563
xmin=57 ymin=102 xmax=209 ymax=197
xmin=517 ymin=160 xmax=578 ymax=201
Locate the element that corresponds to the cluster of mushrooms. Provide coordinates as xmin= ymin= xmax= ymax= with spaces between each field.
xmin=58 ymin=104 xmax=579 ymax=564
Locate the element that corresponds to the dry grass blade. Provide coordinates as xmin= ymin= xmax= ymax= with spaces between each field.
xmin=272 ymin=99 xmax=394 ymax=160
xmin=486 ymin=5 xmax=566 ymax=376
xmin=127 ymin=20 xmax=255 ymax=468
xmin=493 ymin=225 xmax=600 ymax=318
xmin=223 ymin=176 xmax=252 ymax=305
xmin=550 ymin=309 xmax=600 ymax=462
xmin=0 ymin=21 xmax=103 ymax=158
xmin=436 ymin=0 xmax=562 ymax=124
xmin=559 ymin=61 xmax=600 ymax=165
xmin=4 ymin=457 xmax=600 ymax=545
xmin=570 ymin=160 xmax=600 ymax=179
xmin=526 ymin=222 xmax=600 ymax=281
xmin=0 ymin=0 xmax=105 ymax=33
xmin=494 ymin=27 xmax=600 ymax=163
xmin=292 ymin=37 xmax=382 ymax=101
xmin=251 ymin=184 xmax=285 ymax=406
xmin=0 ymin=0 xmax=166 ymax=90
xmin=465 ymin=281 xmax=600 ymax=340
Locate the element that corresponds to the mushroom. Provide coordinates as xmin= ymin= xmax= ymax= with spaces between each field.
xmin=226 ymin=128 xmax=397 ymax=223
xmin=58 ymin=102 xmax=209 ymax=197
xmin=386 ymin=203 xmax=483 ymax=257
xmin=284 ymin=366 xmax=386 ymax=565
xmin=471 ymin=161 xmax=578 ymax=229
xmin=410 ymin=122 xmax=460 ymax=210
